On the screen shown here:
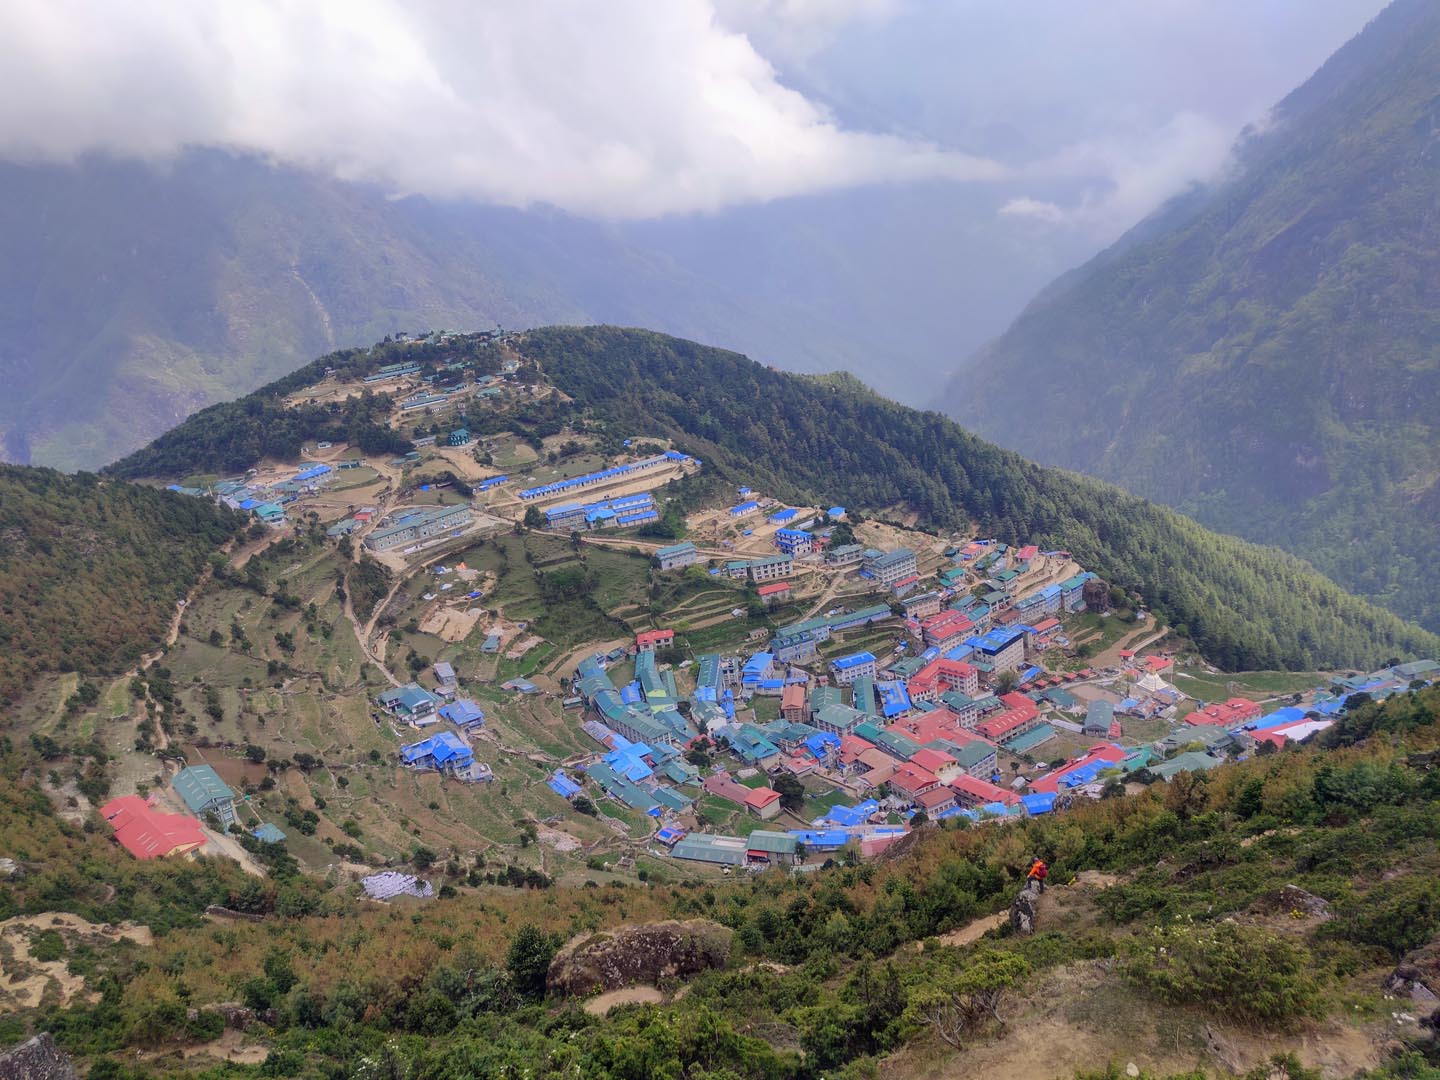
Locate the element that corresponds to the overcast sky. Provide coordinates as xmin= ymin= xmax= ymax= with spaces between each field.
xmin=0 ymin=0 xmax=1390 ymax=232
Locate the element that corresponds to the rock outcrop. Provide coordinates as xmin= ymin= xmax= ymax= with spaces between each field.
xmin=547 ymin=919 xmax=733 ymax=998
xmin=1010 ymin=881 xmax=1041 ymax=935
xmin=0 ymin=1034 xmax=78 ymax=1080
xmin=1385 ymin=934 xmax=1440 ymax=1005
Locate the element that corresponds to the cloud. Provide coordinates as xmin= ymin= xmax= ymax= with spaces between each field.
xmin=998 ymin=111 xmax=1236 ymax=234
xmin=998 ymin=197 xmax=1066 ymax=225
xmin=714 ymin=0 xmax=901 ymax=63
xmin=0 ymin=0 xmax=999 ymax=219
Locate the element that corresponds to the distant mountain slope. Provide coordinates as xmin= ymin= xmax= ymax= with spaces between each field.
xmin=938 ymin=0 xmax=1440 ymax=633
xmin=0 ymin=466 xmax=241 ymax=704
xmin=0 ymin=152 xmax=1080 ymax=473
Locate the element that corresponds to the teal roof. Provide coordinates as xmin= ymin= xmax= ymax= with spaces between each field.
xmin=173 ymin=765 xmax=234 ymax=813
xmin=1002 ymin=723 xmax=1057 ymax=755
xmin=746 ymin=830 xmax=798 ymax=855
xmin=851 ymin=675 xmax=877 ymax=714
xmin=671 ymin=835 xmax=748 ymax=866
xmin=951 ymin=740 xmax=997 ymax=769
xmin=1151 ymin=751 xmax=1224 ymax=779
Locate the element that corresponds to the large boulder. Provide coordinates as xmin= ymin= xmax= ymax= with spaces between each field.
xmin=1386 ymin=934 xmax=1440 ymax=1005
xmin=0 ymin=1034 xmax=78 ymax=1080
xmin=1010 ymin=881 xmax=1041 ymax=935
xmin=547 ymin=919 xmax=733 ymax=998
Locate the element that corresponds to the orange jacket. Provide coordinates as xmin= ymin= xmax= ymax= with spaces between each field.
xmin=1028 ymin=860 xmax=1048 ymax=880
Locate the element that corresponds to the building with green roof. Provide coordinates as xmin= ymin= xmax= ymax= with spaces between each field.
xmin=671 ymin=834 xmax=749 ymax=866
xmin=1150 ymin=751 xmax=1224 ymax=780
xmin=746 ymin=830 xmax=800 ymax=864
xmin=173 ymin=765 xmax=236 ymax=827
xmin=1002 ymin=723 xmax=1058 ymax=757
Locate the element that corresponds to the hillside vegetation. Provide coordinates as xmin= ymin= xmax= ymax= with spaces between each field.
xmin=519 ymin=326 xmax=1439 ymax=672
xmin=940 ymin=0 xmax=1440 ymax=633
xmin=0 ymin=466 xmax=241 ymax=704
xmin=6 ymin=687 xmax=1440 ymax=1076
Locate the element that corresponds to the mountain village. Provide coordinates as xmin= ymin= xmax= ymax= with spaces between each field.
xmin=116 ymin=339 xmax=1440 ymax=889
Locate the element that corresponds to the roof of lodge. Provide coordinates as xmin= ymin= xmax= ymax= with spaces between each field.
xmin=101 ymin=796 xmax=207 ymax=859
xmin=172 ymin=765 xmax=234 ymax=813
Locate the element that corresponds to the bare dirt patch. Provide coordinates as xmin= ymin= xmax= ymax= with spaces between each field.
xmin=505 ymin=635 xmax=545 ymax=660
xmin=0 ymin=913 xmax=152 ymax=1010
xmin=420 ymin=605 xmax=485 ymax=643
xmin=185 ymin=746 xmax=268 ymax=788
xmin=584 ymin=985 xmax=666 ymax=1015
xmin=931 ymin=912 xmax=1007 ymax=949
xmin=179 ymin=1029 xmax=270 ymax=1066
xmin=538 ymin=827 xmax=583 ymax=853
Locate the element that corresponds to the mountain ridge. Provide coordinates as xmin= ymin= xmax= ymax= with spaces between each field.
xmin=939 ymin=0 xmax=1440 ymax=632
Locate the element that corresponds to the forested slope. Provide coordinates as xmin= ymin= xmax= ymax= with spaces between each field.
xmin=522 ymin=326 xmax=1439 ymax=672
xmin=939 ymin=0 xmax=1440 ymax=632
xmin=0 ymin=466 xmax=242 ymax=703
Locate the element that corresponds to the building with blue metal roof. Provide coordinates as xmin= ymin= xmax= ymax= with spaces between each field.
xmin=400 ymin=731 xmax=474 ymax=773
xmin=830 ymin=652 xmax=877 ymax=686
xmin=252 ymin=822 xmax=288 ymax=844
xmin=547 ymin=770 xmax=582 ymax=799
xmin=438 ymin=699 xmax=485 ymax=727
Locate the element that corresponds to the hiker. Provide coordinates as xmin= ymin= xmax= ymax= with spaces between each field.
xmin=1027 ymin=858 xmax=1048 ymax=894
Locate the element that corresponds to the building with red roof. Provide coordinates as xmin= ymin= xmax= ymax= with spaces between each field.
xmin=1017 ymin=545 xmax=1039 ymax=562
xmin=635 ymin=629 xmax=675 ymax=652
xmin=920 ymin=610 xmax=975 ymax=652
xmin=907 ymin=657 xmax=980 ymax=703
xmin=950 ymin=773 xmax=1020 ymax=808
xmin=703 ymin=772 xmax=755 ymax=806
xmin=974 ymin=692 xmax=1040 ymax=742
xmin=909 ymin=746 xmax=957 ymax=778
xmin=1187 ymin=697 xmax=1262 ymax=727
xmin=1031 ymin=617 xmax=1061 ymax=638
xmin=889 ymin=762 xmax=942 ymax=799
xmin=1143 ymin=655 xmax=1174 ymax=674
xmin=101 ymin=796 xmax=208 ymax=860
xmin=890 ymin=573 xmax=921 ymax=596
xmin=915 ymin=786 xmax=958 ymax=814
xmin=757 ymin=581 xmax=793 ymax=604
xmin=744 ymin=787 xmax=783 ymax=819
xmin=894 ymin=709 xmax=964 ymax=746
xmin=839 ymin=734 xmax=875 ymax=761
xmin=781 ymin=682 xmax=808 ymax=721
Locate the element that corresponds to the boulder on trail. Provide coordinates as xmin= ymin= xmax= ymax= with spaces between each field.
xmin=1010 ymin=881 xmax=1041 ymax=935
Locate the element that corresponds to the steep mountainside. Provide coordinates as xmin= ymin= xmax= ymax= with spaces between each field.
xmin=112 ymin=326 xmax=1440 ymax=671
xmin=0 ymin=466 xmax=241 ymax=704
xmin=939 ymin=0 xmax=1440 ymax=632
xmin=0 ymin=153 xmax=1077 ymax=472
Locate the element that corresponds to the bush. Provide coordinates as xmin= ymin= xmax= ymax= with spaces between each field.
xmin=1123 ymin=921 xmax=1321 ymax=1027
xmin=1332 ymin=875 xmax=1440 ymax=958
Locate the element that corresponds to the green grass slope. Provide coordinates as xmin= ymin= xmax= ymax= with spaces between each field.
xmin=939 ymin=0 xmax=1440 ymax=633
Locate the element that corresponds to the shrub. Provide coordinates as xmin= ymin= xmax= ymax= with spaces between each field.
xmin=1123 ymin=921 xmax=1321 ymax=1027
xmin=1332 ymin=875 xmax=1440 ymax=958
